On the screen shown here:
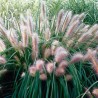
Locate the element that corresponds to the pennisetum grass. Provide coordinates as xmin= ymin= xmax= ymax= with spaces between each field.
xmin=0 ymin=0 xmax=98 ymax=98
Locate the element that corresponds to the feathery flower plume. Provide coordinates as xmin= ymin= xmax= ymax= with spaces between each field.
xmin=40 ymin=73 xmax=47 ymax=80
xmin=46 ymin=63 xmax=54 ymax=74
xmin=69 ymin=14 xmax=79 ymax=25
xmin=65 ymin=20 xmax=80 ymax=37
xmin=92 ymin=88 xmax=98 ymax=98
xmin=83 ymin=49 xmax=95 ymax=61
xmin=87 ymin=49 xmax=98 ymax=74
xmin=0 ymin=56 xmax=6 ymax=64
xmin=55 ymin=46 xmax=68 ymax=55
xmin=80 ymin=25 xmax=89 ymax=33
xmin=20 ymin=25 xmax=28 ymax=47
xmin=55 ymin=50 xmax=68 ymax=63
xmin=79 ymin=13 xmax=85 ymax=20
xmin=29 ymin=66 xmax=37 ymax=76
xmin=32 ymin=33 xmax=39 ymax=59
xmin=0 ymin=39 xmax=6 ymax=52
xmin=36 ymin=59 xmax=44 ymax=71
xmin=26 ymin=10 xmax=34 ymax=36
xmin=44 ymin=28 xmax=51 ymax=41
xmin=95 ymin=31 xmax=98 ymax=39
xmin=78 ymin=32 xmax=92 ymax=43
xmin=40 ymin=1 xmax=46 ymax=18
xmin=44 ymin=48 xmax=51 ymax=58
xmin=87 ymin=24 xmax=98 ymax=34
xmin=56 ymin=9 xmax=64 ymax=32
xmin=61 ymin=11 xmax=72 ymax=32
xmin=59 ymin=60 xmax=68 ymax=69
xmin=55 ymin=67 xmax=65 ymax=76
xmin=8 ymin=28 xmax=19 ymax=48
xmin=70 ymin=53 xmax=83 ymax=63
xmin=51 ymin=40 xmax=59 ymax=55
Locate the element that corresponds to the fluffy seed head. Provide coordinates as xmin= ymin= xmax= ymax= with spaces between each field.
xmin=40 ymin=73 xmax=47 ymax=80
xmin=32 ymin=33 xmax=39 ymax=59
xmin=51 ymin=40 xmax=59 ymax=55
xmin=59 ymin=60 xmax=68 ymax=69
xmin=46 ymin=63 xmax=54 ymax=74
xmin=44 ymin=48 xmax=51 ymax=58
xmin=7 ymin=28 xmax=19 ymax=48
xmin=44 ymin=28 xmax=51 ymax=41
xmin=36 ymin=59 xmax=44 ymax=71
xmin=29 ymin=66 xmax=37 ymax=76
xmin=20 ymin=25 xmax=28 ymax=47
xmin=56 ymin=9 xmax=64 ymax=32
xmin=61 ymin=11 xmax=72 ymax=32
xmin=70 ymin=53 xmax=83 ymax=63
xmin=55 ymin=46 xmax=67 ymax=55
xmin=65 ymin=20 xmax=80 ymax=37
xmin=69 ymin=14 xmax=79 ymax=25
xmin=78 ymin=32 xmax=92 ymax=43
xmin=40 ymin=1 xmax=46 ymax=18
xmin=55 ymin=67 xmax=65 ymax=76
xmin=55 ymin=51 xmax=68 ymax=63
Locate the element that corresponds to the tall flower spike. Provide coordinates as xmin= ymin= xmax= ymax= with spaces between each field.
xmin=7 ymin=28 xmax=19 ymax=48
xmin=69 ymin=14 xmax=79 ymax=25
xmin=0 ymin=39 xmax=6 ymax=52
xmin=27 ymin=10 xmax=34 ymax=36
xmin=51 ymin=40 xmax=59 ymax=55
xmin=70 ymin=53 xmax=83 ymax=63
xmin=44 ymin=28 xmax=51 ymax=41
xmin=44 ymin=48 xmax=51 ymax=58
xmin=80 ymin=25 xmax=90 ymax=33
xmin=78 ymin=32 xmax=92 ymax=43
xmin=0 ymin=56 xmax=6 ymax=64
xmin=65 ymin=20 xmax=80 ymax=38
xmin=32 ymin=33 xmax=39 ymax=59
xmin=21 ymin=25 xmax=28 ymax=47
xmin=55 ymin=9 xmax=64 ymax=32
xmin=79 ymin=13 xmax=85 ymax=20
xmin=87 ymin=24 xmax=98 ymax=34
xmin=55 ymin=47 xmax=68 ymax=63
xmin=40 ymin=1 xmax=46 ymax=18
xmin=61 ymin=11 xmax=72 ymax=32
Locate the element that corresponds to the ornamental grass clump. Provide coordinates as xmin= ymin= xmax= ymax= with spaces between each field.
xmin=0 ymin=1 xmax=98 ymax=98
